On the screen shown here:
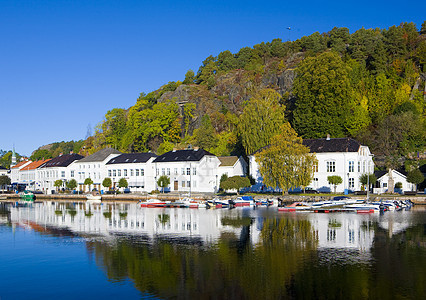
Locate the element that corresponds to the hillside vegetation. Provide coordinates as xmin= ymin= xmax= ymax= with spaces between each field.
xmin=27 ymin=22 xmax=426 ymax=171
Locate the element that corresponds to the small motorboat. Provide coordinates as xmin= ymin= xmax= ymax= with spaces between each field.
xmin=86 ymin=192 xmax=102 ymax=203
xmin=229 ymin=196 xmax=254 ymax=207
xmin=140 ymin=199 xmax=168 ymax=208
xmin=278 ymin=202 xmax=311 ymax=212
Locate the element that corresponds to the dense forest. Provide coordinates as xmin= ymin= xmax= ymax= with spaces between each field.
xmin=2 ymin=21 xmax=426 ymax=173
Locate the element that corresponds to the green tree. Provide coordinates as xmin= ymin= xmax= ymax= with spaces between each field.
xmin=66 ymin=179 xmax=77 ymax=191
xmin=220 ymin=176 xmax=251 ymax=194
xmin=327 ymin=175 xmax=343 ymax=193
xmin=192 ymin=115 xmax=218 ymax=151
xmin=406 ymin=169 xmax=424 ymax=191
xmin=359 ymin=174 xmax=377 ymax=192
xmin=30 ymin=149 xmax=52 ymax=161
xmin=183 ymin=69 xmax=195 ymax=84
xmin=102 ymin=178 xmax=112 ymax=191
xmin=118 ymin=178 xmax=128 ymax=191
xmin=239 ymin=89 xmax=286 ymax=155
xmin=293 ymin=52 xmax=352 ymax=138
xmin=255 ymin=122 xmax=316 ymax=195
xmin=54 ymin=179 xmax=63 ymax=192
xmin=0 ymin=175 xmax=11 ymax=192
xmin=84 ymin=178 xmax=93 ymax=192
xmin=157 ymin=175 xmax=170 ymax=193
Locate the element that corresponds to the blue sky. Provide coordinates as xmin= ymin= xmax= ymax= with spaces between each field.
xmin=0 ymin=0 xmax=424 ymax=156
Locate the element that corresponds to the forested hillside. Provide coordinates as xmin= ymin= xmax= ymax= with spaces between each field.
xmin=40 ymin=22 xmax=426 ymax=170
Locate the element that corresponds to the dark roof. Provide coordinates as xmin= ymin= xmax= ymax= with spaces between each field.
xmin=77 ymin=148 xmax=121 ymax=162
xmin=302 ymin=138 xmax=361 ymax=153
xmin=375 ymin=169 xmax=408 ymax=179
xmin=39 ymin=154 xmax=84 ymax=168
xmin=106 ymin=153 xmax=158 ymax=165
xmin=153 ymin=149 xmax=215 ymax=163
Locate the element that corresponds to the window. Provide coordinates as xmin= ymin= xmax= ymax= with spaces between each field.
xmin=61 ymin=171 xmax=65 ymax=178
xmin=193 ymin=181 xmax=197 ymax=188
xmin=182 ymin=181 xmax=186 ymax=187
xmin=167 ymin=168 xmax=170 ymax=175
xmin=181 ymin=168 xmax=185 ymax=175
xmin=358 ymin=161 xmax=361 ymax=172
xmin=118 ymin=169 xmax=121 ymax=177
xmin=187 ymin=168 xmax=190 ymax=175
xmin=174 ymin=168 xmax=178 ymax=175
xmin=363 ymin=161 xmax=366 ymax=173
xmin=141 ymin=169 xmax=144 ymax=176
xmin=130 ymin=169 xmax=134 ymax=176
xmin=124 ymin=169 xmax=127 ymax=176
xmin=313 ymin=162 xmax=318 ymax=172
xmin=162 ymin=168 xmax=165 ymax=175
xmin=327 ymin=161 xmax=335 ymax=172
xmin=108 ymin=170 xmax=111 ymax=177
xmin=113 ymin=170 xmax=116 ymax=177
xmin=348 ymin=161 xmax=354 ymax=172
xmin=193 ymin=168 xmax=196 ymax=175
xmin=187 ymin=181 xmax=191 ymax=187
xmin=383 ymin=182 xmax=387 ymax=188
xmin=136 ymin=169 xmax=140 ymax=176
xmin=71 ymin=171 xmax=75 ymax=177
xmin=348 ymin=178 xmax=354 ymax=188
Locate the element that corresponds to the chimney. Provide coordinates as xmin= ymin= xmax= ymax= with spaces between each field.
xmin=59 ymin=152 xmax=63 ymax=156
xmin=70 ymin=151 xmax=73 ymax=154
xmin=326 ymin=134 xmax=330 ymax=141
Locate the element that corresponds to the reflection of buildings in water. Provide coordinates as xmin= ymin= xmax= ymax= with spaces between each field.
xmin=8 ymin=202 xmax=257 ymax=244
xmin=309 ymin=214 xmax=375 ymax=252
xmin=8 ymin=203 xmax=415 ymax=251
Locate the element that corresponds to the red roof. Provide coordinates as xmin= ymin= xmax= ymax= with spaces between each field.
xmin=21 ymin=159 xmax=51 ymax=170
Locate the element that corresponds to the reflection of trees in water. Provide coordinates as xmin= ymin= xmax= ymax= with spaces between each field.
xmin=85 ymin=217 xmax=425 ymax=299
xmin=86 ymin=217 xmax=317 ymax=299
xmin=369 ymin=224 xmax=426 ymax=300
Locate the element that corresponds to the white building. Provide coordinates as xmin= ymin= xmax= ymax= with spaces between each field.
xmin=0 ymin=166 xmax=9 ymax=177
xmin=18 ymin=159 xmax=50 ymax=191
xmin=217 ymin=156 xmax=247 ymax=179
xmin=10 ymin=160 xmax=31 ymax=187
xmin=152 ymin=148 xmax=221 ymax=193
xmin=250 ymin=137 xmax=375 ymax=193
xmin=37 ymin=154 xmax=84 ymax=193
xmin=374 ymin=169 xmax=415 ymax=194
xmin=105 ymin=153 xmax=158 ymax=192
xmin=70 ymin=148 xmax=121 ymax=192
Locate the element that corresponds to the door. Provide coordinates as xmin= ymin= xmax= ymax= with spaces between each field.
xmin=174 ymin=181 xmax=178 ymax=191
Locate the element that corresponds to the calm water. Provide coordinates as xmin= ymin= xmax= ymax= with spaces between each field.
xmin=0 ymin=201 xmax=425 ymax=299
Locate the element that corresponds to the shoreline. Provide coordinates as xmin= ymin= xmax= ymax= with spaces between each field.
xmin=1 ymin=193 xmax=425 ymax=205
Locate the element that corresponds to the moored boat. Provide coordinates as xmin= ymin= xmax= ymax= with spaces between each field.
xmin=229 ymin=196 xmax=254 ymax=207
xmin=19 ymin=191 xmax=35 ymax=202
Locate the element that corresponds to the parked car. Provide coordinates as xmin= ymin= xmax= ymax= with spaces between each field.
xmin=304 ymin=187 xmax=319 ymax=194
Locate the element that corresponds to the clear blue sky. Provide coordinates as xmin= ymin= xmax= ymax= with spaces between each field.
xmin=0 ymin=0 xmax=423 ymax=156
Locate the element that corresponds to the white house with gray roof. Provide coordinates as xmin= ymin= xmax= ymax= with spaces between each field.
xmin=70 ymin=148 xmax=121 ymax=192
xmin=105 ymin=153 xmax=158 ymax=192
xmin=250 ymin=137 xmax=375 ymax=193
xmin=153 ymin=148 xmax=221 ymax=194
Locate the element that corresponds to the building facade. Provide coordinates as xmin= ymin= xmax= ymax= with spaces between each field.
xmin=250 ymin=137 xmax=375 ymax=193
xmin=105 ymin=153 xmax=158 ymax=192
xmin=70 ymin=148 xmax=121 ymax=192
xmin=153 ymin=148 xmax=221 ymax=194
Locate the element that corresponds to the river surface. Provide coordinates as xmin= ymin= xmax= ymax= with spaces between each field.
xmin=0 ymin=201 xmax=425 ymax=299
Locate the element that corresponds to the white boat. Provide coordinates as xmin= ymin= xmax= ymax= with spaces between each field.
xmin=344 ymin=203 xmax=380 ymax=213
xmin=86 ymin=193 xmax=102 ymax=203
xmin=230 ymin=196 xmax=254 ymax=207
xmin=139 ymin=199 xmax=167 ymax=208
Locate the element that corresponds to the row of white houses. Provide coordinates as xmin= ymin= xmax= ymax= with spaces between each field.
xmin=10 ymin=147 xmax=247 ymax=194
xmin=7 ymin=137 xmax=416 ymax=194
